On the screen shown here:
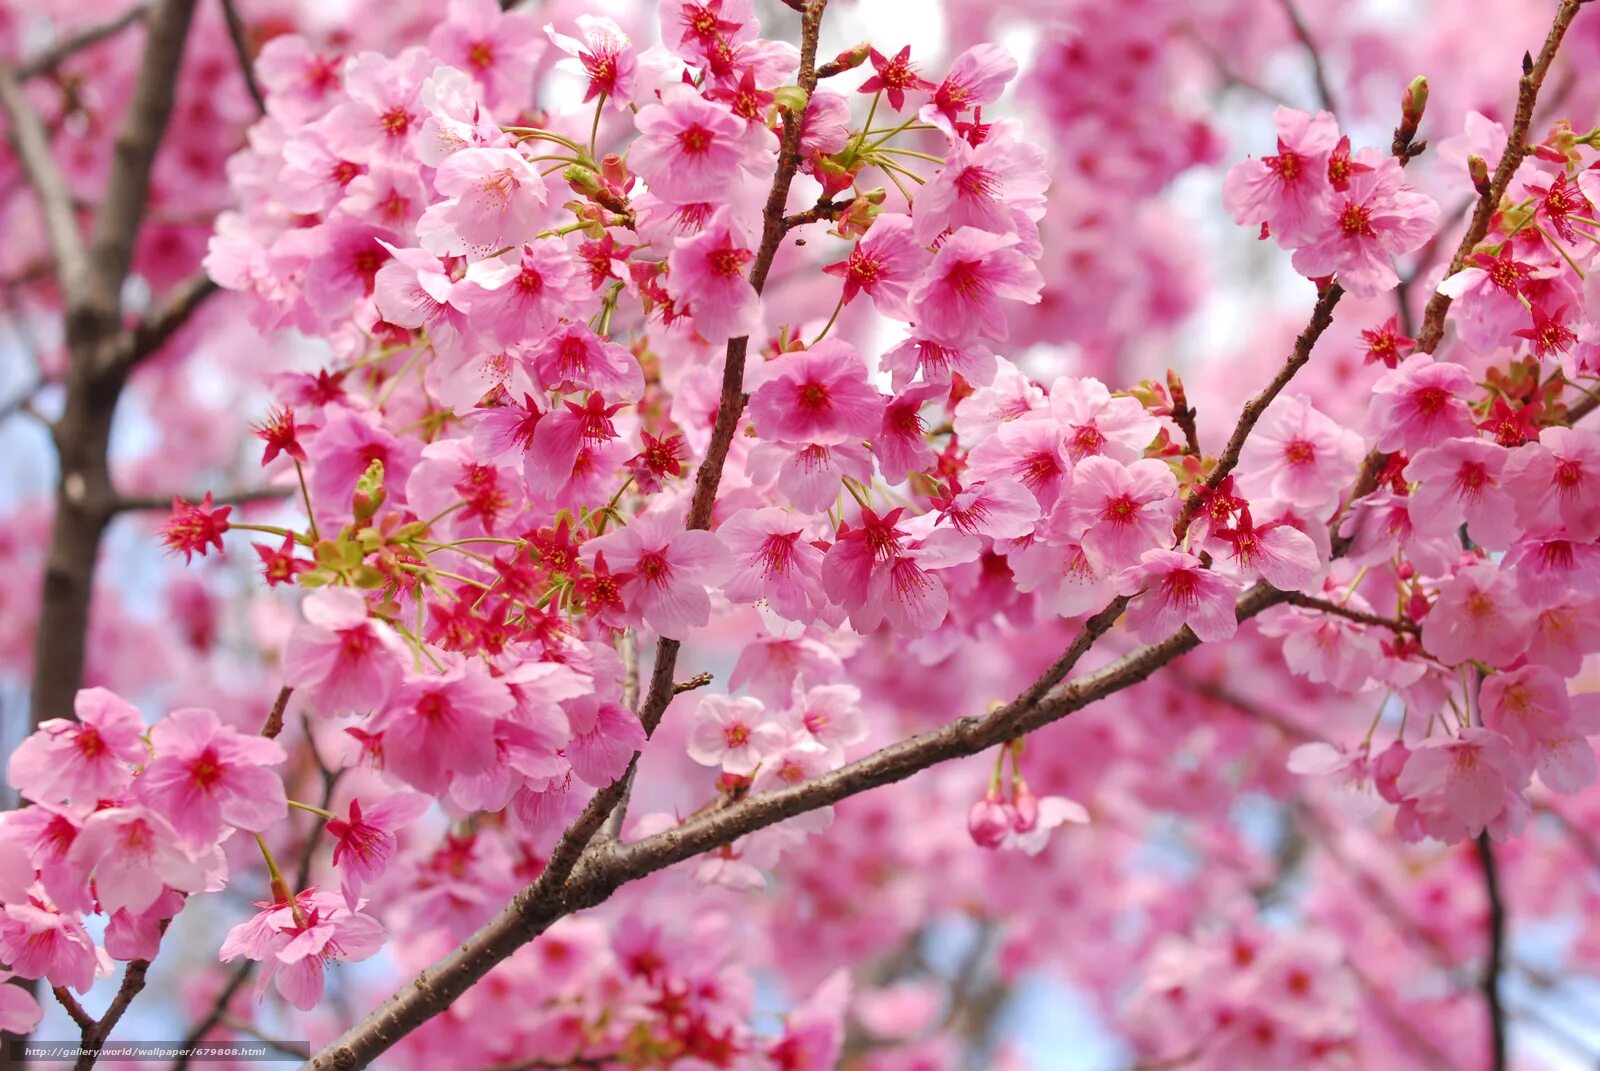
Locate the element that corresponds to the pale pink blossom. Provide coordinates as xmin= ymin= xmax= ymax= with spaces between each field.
xmin=1503 ymin=426 xmax=1600 ymax=541
xmin=688 ymin=695 xmax=786 ymax=775
xmin=1406 ymin=438 xmax=1521 ymax=550
xmin=1290 ymin=152 xmax=1439 ymax=297
xmin=1422 ymin=560 xmax=1533 ymax=668
xmin=1223 ymin=107 xmax=1339 ymax=247
xmin=909 ymin=228 xmax=1043 ymax=346
xmin=66 ymin=806 xmax=208 ymax=917
xmin=1238 ymin=395 xmax=1364 ymax=511
xmin=417 ymin=148 xmax=547 ymax=258
xmin=719 ymin=507 xmax=827 ymax=623
xmin=1395 ymin=728 xmax=1530 ymax=842
xmin=283 ymin=588 xmax=408 ymax=715
xmin=220 ymin=888 xmax=385 ymax=1010
xmin=8 ymin=687 xmax=147 ymax=806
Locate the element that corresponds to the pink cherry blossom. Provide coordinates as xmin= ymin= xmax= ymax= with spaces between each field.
xmin=0 ymin=901 xmax=98 ymax=992
xmin=719 ymin=507 xmax=827 ymax=623
xmin=220 ymin=888 xmax=385 ymax=1010
xmin=284 ymin=588 xmax=408 ymax=714
xmin=326 ymin=793 xmax=432 ymax=908
xmin=1367 ymin=354 xmax=1477 ymax=454
xmin=748 ymin=341 xmax=884 ymax=446
xmin=427 ymin=0 xmax=544 ymax=106
xmin=909 ymin=228 xmax=1044 ymax=346
xmin=1238 ymin=395 xmax=1364 ymax=511
xmin=821 ymin=214 xmax=928 ymax=320
xmin=417 ymin=147 xmax=547 ymax=257
xmin=8 ymin=687 xmax=147 ymax=805
xmin=582 ymin=508 xmax=733 ymax=639
xmin=1223 ymin=106 xmax=1339 ymax=247
xmin=1115 ymin=549 xmax=1241 ymax=643
xmin=1503 ymin=426 xmax=1600 ymax=541
xmin=372 ymin=663 xmax=515 ymax=795
xmin=1406 ymin=438 xmax=1521 ymax=550
xmin=547 ymin=15 xmax=639 ymax=107
xmin=1394 ymin=728 xmax=1530 ymax=843
xmin=66 ymin=805 xmax=208 ymax=917
xmin=1290 ymin=152 xmax=1439 ymax=297
xmin=136 ymin=707 xmax=288 ymax=849
xmin=1064 ymin=456 xmax=1180 ymax=571
xmin=688 ymin=695 xmax=786 ymax=775
xmin=665 ymin=211 xmax=762 ymax=344
xmin=631 ymin=85 xmax=774 ymax=205
xmin=1421 ymin=560 xmax=1533 ymax=668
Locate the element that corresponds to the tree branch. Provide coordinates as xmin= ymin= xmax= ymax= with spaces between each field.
xmin=1283 ymin=592 xmax=1418 ymax=634
xmin=86 ymin=0 xmax=202 ymax=330
xmin=1414 ymin=0 xmax=1585 ymax=354
xmin=1274 ymin=0 xmax=1337 ymax=116
xmin=219 ymin=0 xmax=267 ymax=116
xmin=15 ymin=6 xmax=150 ymax=80
xmin=104 ymin=270 xmax=221 ymax=380
xmin=1476 ymin=832 xmax=1509 ymax=1071
xmin=111 ymin=486 xmax=290 ymax=514
xmin=0 ymin=64 xmax=93 ymax=300
xmin=1171 ymin=282 xmax=1343 ymax=540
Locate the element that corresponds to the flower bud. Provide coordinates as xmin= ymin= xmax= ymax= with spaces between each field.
xmin=1372 ymin=741 xmax=1411 ymax=804
xmin=829 ymin=43 xmax=871 ymax=74
xmin=1011 ymin=781 xmax=1040 ymax=832
xmin=967 ymin=792 xmax=1010 ymax=850
xmin=773 ymin=85 xmax=809 ymax=114
xmin=564 ymin=164 xmax=602 ymax=197
xmin=600 ymin=153 xmax=630 ymax=189
xmin=1468 ymin=154 xmax=1491 ymax=196
xmin=1401 ymin=76 xmax=1428 ymax=128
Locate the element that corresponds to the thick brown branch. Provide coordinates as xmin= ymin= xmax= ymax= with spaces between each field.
xmin=16 ymin=6 xmax=150 ymax=80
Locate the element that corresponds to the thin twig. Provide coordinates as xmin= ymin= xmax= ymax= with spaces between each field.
xmin=16 ymin=6 xmax=150 ymax=80
xmin=50 ymin=988 xmax=94 ymax=1032
xmin=1172 ymin=282 xmax=1343 ymax=540
xmin=672 ymin=672 xmax=714 ymax=695
xmin=0 ymin=64 xmax=93 ymax=298
xmin=1274 ymin=0 xmax=1338 ymax=115
xmin=1284 ymin=593 xmax=1419 ymax=634
xmin=1476 ymin=833 xmax=1509 ymax=1071
xmin=259 ymin=686 xmax=293 ymax=740
xmin=112 ymin=486 xmax=290 ymax=513
xmin=1415 ymin=0 xmax=1585 ymax=354
xmin=219 ymin=0 xmax=266 ymax=116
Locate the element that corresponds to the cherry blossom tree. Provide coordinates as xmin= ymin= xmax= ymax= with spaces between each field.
xmin=5 ymin=1 xmax=1600 ymax=1070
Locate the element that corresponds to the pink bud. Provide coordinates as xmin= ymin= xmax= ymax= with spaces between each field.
xmin=967 ymin=795 xmax=1010 ymax=850
xmin=1011 ymin=782 xmax=1040 ymax=832
xmin=1372 ymin=742 xmax=1412 ymax=804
